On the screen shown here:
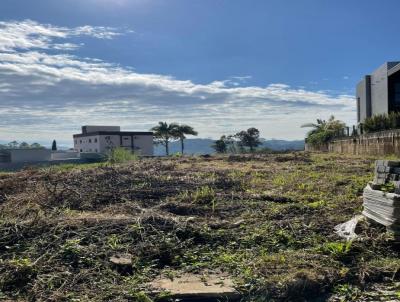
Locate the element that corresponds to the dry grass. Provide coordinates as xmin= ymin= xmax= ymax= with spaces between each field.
xmin=0 ymin=152 xmax=399 ymax=301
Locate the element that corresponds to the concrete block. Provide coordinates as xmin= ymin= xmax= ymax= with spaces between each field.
xmin=376 ymin=166 xmax=386 ymax=173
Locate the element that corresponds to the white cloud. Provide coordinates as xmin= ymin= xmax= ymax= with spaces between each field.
xmin=0 ymin=20 xmax=124 ymax=52
xmin=0 ymin=20 xmax=356 ymax=144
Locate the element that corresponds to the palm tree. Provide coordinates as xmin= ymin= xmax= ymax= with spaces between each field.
xmin=301 ymin=115 xmax=346 ymax=146
xmin=151 ymin=122 xmax=179 ymax=155
xmin=173 ymin=124 xmax=198 ymax=154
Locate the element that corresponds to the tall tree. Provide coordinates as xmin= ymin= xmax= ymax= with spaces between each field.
xmin=211 ymin=135 xmax=232 ymax=153
xmin=234 ymin=127 xmax=262 ymax=152
xmin=173 ymin=124 xmax=198 ymax=154
xmin=52 ymin=140 xmax=57 ymax=151
xmin=151 ymin=122 xmax=179 ymax=155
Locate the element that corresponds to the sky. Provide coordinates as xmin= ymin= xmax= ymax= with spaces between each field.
xmin=0 ymin=0 xmax=400 ymax=145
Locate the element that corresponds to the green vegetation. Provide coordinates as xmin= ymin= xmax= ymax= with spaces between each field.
xmin=51 ymin=139 xmax=57 ymax=151
xmin=0 ymin=141 xmax=45 ymax=149
xmin=0 ymin=153 xmax=398 ymax=301
xmin=302 ymin=115 xmax=346 ymax=146
xmin=363 ymin=112 xmax=400 ymax=133
xmin=107 ymin=147 xmax=138 ymax=163
xmin=212 ymin=127 xmax=262 ymax=153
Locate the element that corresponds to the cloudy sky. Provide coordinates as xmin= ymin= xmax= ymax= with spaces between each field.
xmin=0 ymin=0 xmax=399 ymax=145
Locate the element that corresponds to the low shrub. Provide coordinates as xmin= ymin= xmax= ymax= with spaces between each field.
xmin=107 ymin=147 xmax=138 ymax=164
xmin=363 ymin=112 xmax=400 ymax=133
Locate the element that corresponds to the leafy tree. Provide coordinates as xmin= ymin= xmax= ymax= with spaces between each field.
xmin=151 ymin=122 xmax=179 ymax=156
xmin=172 ymin=124 xmax=198 ymax=154
xmin=30 ymin=142 xmax=44 ymax=149
xmin=301 ymin=115 xmax=346 ymax=146
xmin=234 ymin=127 xmax=262 ymax=152
xmin=212 ymin=135 xmax=229 ymax=153
xmin=8 ymin=141 xmax=19 ymax=149
xmin=52 ymin=140 xmax=57 ymax=151
xmin=19 ymin=142 xmax=30 ymax=149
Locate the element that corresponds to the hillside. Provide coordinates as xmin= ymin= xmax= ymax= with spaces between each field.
xmin=154 ymin=138 xmax=305 ymax=155
xmin=0 ymin=153 xmax=399 ymax=301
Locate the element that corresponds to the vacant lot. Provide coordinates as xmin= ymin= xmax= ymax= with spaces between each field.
xmin=0 ymin=153 xmax=399 ymax=301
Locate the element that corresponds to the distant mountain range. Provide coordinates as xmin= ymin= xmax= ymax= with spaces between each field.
xmin=154 ymin=138 xmax=305 ymax=155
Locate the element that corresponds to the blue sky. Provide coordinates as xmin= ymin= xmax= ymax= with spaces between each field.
xmin=0 ymin=0 xmax=399 ymax=145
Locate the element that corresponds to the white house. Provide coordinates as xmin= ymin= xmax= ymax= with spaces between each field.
xmin=73 ymin=126 xmax=154 ymax=156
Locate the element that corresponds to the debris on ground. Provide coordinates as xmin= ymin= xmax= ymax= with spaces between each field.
xmin=150 ymin=272 xmax=240 ymax=301
xmin=362 ymin=160 xmax=400 ymax=237
xmin=334 ymin=215 xmax=366 ymax=241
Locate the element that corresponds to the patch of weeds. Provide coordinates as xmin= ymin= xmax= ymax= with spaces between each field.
xmin=0 ymin=257 xmax=36 ymax=292
xmin=132 ymin=291 xmax=153 ymax=302
xmin=381 ymin=182 xmax=395 ymax=193
xmin=273 ymin=229 xmax=294 ymax=246
xmin=108 ymin=147 xmax=138 ymax=164
xmin=192 ymin=186 xmax=216 ymax=209
xmin=320 ymin=241 xmax=353 ymax=260
xmin=333 ymin=283 xmax=362 ymax=301
xmin=307 ymin=200 xmax=327 ymax=209
xmin=272 ymin=175 xmax=287 ymax=187
xmin=60 ymin=238 xmax=93 ymax=267
xmin=107 ymin=234 xmax=122 ymax=250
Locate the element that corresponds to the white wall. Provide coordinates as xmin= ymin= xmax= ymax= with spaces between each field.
xmin=133 ymin=135 xmax=153 ymax=156
xmin=99 ymin=134 xmax=120 ymax=153
xmin=75 ymin=133 xmax=153 ymax=156
xmin=74 ymin=135 xmax=101 ymax=153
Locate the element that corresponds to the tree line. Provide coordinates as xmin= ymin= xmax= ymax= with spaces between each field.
xmin=151 ymin=122 xmax=263 ymax=155
xmin=0 ymin=141 xmax=45 ymax=150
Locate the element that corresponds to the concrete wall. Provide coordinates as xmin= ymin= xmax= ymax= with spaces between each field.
xmin=1 ymin=149 xmax=52 ymax=163
xmin=304 ymin=143 xmax=328 ymax=152
xmin=98 ymin=134 xmax=153 ymax=155
xmin=370 ymin=63 xmax=389 ymax=116
xmin=51 ymin=151 xmax=79 ymax=160
xmin=325 ymin=129 xmax=400 ymax=156
xmin=131 ymin=135 xmax=153 ymax=156
xmin=74 ymin=134 xmax=153 ymax=156
xmin=357 ymin=76 xmax=371 ymax=122
xmin=74 ymin=135 xmax=101 ymax=153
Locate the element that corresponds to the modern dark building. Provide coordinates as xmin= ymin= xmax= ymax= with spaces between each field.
xmin=357 ymin=62 xmax=400 ymax=122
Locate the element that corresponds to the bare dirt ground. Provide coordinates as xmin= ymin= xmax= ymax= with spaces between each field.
xmin=0 ymin=152 xmax=399 ymax=301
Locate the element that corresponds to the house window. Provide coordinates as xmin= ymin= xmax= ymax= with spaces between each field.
xmin=75 ymin=140 xmax=77 ymax=144
xmin=94 ymin=138 xmax=98 ymax=143
xmin=80 ymin=149 xmax=83 ymax=152
xmin=124 ymin=137 xmax=129 ymax=140
xmin=89 ymin=139 xmax=92 ymax=143
xmin=80 ymin=140 xmax=82 ymax=144
xmin=95 ymin=149 xmax=98 ymax=152
xmin=395 ymin=83 xmax=400 ymax=104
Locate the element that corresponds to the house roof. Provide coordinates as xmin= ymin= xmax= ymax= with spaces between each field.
xmin=73 ymin=131 xmax=153 ymax=138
